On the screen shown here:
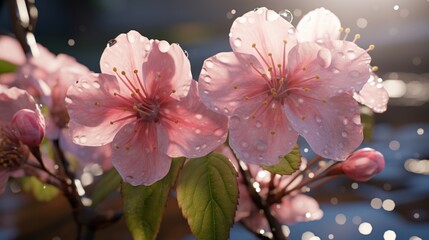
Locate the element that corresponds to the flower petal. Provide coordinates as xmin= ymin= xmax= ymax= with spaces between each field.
xmin=285 ymin=93 xmax=363 ymax=160
xmin=296 ymin=8 xmax=341 ymax=42
xmin=66 ymin=73 xmax=132 ymax=146
xmin=112 ymin=122 xmax=171 ymax=186
xmin=0 ymin=87 xmax=37 ymax=124
xmin=142 ymin=40 xmax=192 ymax=100
xmin=354 ymin=74 xmax=389 ymax=113
xmin=229 ymin=101 xmax=298 ymax=165
xmin=0 ymin=35 xmax=25 ymax=65
xmin=273 ymin=194 xmax=323 ymax=225
xmin=287 ymin=41 xmax=371 ymax=97
xmin=100 ymin=30 xmax=150 ymax=77
xmin=198 ymin=52 xmax=266 ymax=115
xmin=158 ymin=81 xmax=228 ymax=158
xmin=229 ymin=7 xmax=298 ymax=67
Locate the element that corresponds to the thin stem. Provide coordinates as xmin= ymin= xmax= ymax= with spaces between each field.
xmin=229 ymin=146 xmax=287 ymax=240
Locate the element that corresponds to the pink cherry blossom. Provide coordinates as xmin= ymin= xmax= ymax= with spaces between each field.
xmin=0 ymin=87 xmax=40 ymax=194
xmin=199 ymin=8 xmax=372 ymax=164
xmin=67 ymin=30 xmax=228 ymax=185
xmin=12 ymin=109 xmax=45 ymax=146
xmin=341 ymin=147 xmax=385 ymax=181
xmin=297 ymin=8 xmax=389 ymax=113
xmin=217 ymin=145 xmax=322 ymax=231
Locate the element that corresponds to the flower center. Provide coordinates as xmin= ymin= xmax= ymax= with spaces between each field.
xmin=133 ymin=102 xmax=160 ymax=123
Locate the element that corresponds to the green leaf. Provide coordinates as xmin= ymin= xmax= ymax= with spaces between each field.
xmin=91 ymin=168 xmax=122 ymax=207
xmin=122 ymin=158 xmax=185 ymax=240
xmin=360 ymin=106 xmax=374 ymax=141
xmin=177 ymin=153 xmax=239 ymax=240
xmin=19 ymin=176 xmax=59 ymax=202
xmin=0 ymin=60 xmax=17 ymax=74
xmin=262 ymin=145 xmax=301 ymax=175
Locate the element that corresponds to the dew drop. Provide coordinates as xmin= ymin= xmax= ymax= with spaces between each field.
xmin=343 ymin=118 xmax=349 ymax=125
xmin=266 ymin=10 xmax=280 ymax=21
xmin=205 ymin=60 xmax=214 ymax=68
xmin=203 ymin=76 xmax=212 ymax=83
xmin=347 ymin=50 xmax=356 ymax=60
xmin=352 ymin=115 xmax=361 ymax=125
xmin=81 ymin=82 xmax=91 ymax=89
xmin=203 ymin=90 xmax=209 ymax=95
xmin=158 ymin=40 xmax=170 ymax=53
xmin=255 ymin=140 xmax=268 ymax=152
xmin=195 ymin=114 xmax=203 ymax=119
xmin=195 ymin=145 xmax=201 ymax=151
xmin=214 ymin=129 xmax=224 ymax=137
xmin=316 ymin=117 xmax=322 ymax=123
xmin=341 ymin=131 xmax=348 ymax=137
xmin=195 ymin=129 xmax=201 ymax=134
xmin=79 ymin=136 xmax=87 ymax=144
xmin=288 ymin=27 xmax=296 ymax=35
xmin=125 ymin=176 xmax=134 ymax=182
xmin=278 ymin=9 xmax=293 ymax=23
xmin=349 ymin=70 xmax=361 ymax=78
xmin=241 ymin=142 xmax=249 ymax=148
xmin=107 ymin=39 xmax=117 ymax=47
xmin=202 ymin=144 xmax=207 ymax=149
xmin=233 ymin=38 xmax=242 ymax=47
xmin=92 ymin=81 xmax=101 ymax=89
xmin=256 ymin=121 xmax=262 ymax=128
xmin=317 ymin=48 xmax=332 ymax=68
xmin=229 ymin=116 xmax=241 ymax=129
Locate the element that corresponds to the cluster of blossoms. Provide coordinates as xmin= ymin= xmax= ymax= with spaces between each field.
xmin=0 ymin=6 xmax=388 ymax=238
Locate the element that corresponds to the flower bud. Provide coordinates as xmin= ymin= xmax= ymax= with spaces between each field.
xmin=341 ymin=148 xmax=385 ymax=181
xmin=11 ymin=109 xmax=45 ymax=146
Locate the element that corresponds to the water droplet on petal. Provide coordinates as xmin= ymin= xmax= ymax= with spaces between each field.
xmin=256 ymin=121 xmax=262 ymax=128
xmin=316 ymin=117 xmax=322 ymax=123
xmin=203 ymin=76 xmax=212 ymax=83
xmin=125 ymin=176 xmax=134 ymax=182
xmin=229 ymin=116 xmax=241 ymax=130
xmin=349 ymin=70 xmax=361 ymax=78
xmin=343 ymin=118 xmax=349 ymax=125
xmin=288 ymin=27 xmax=296 ymax=35
xmin=255 ymin=140 xmax=268 ymax=152
xmin=158 ymin=40 xmax=170 ymax=53
xmin=92 ymin=81 xmax=101 ymax=89
xmin=107 ymin=39 xmax=117 ymax=47
xmin=241 ymin=142 xmax=248 ymax=148
xmin=266 ymin=10 xmax=280 ymax=21
xmin=214 ymin=129 xmax=224 ymax=137
xmin=278 ymin=9 xmax=293 ymax=22
xmin=81 ymin=82 xmax=91 ymax=89
xmin=317 ymin=48 xmax=332 ymax=68
xmin=341 ymin=131 xmax=348 ymax=137
xmin=205 ymin=60 xmax=214 ymax=68
xmin=183 ymin=50 xmax=189 ymax=57
xmin=79 ymin=136 xmax=87 ymax=144
xmin=233 ymin=38 xmax=242 ymax=47
xmin=195 ymin=114 xmax=203 ymax=119
xmin=195 ymin=129 xmax=201 ymax=134
xmin=347 ymin=50 xmax=356 ymax=60
xmin=203 ymin=90 xmax=209 ymax=95
xmin=195 ymin=145 xmax=201 ymax=151
xmin=352 ymin=115 xmax=361 ymax=125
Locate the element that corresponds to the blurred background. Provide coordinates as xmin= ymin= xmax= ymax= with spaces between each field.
xmin=0 ymin=0 xmax=428 ymax=239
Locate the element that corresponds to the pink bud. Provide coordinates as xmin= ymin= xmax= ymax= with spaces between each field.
xmin=12 ymin=109 xmax=45 ymax=146
xmin=342 ymin=148 xmax=385 ymax=182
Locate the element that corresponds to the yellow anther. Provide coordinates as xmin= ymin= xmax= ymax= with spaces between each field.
xmin=315 ymin=75 xmax=320 ymax=79
xmin=303 ymin=87 xmax=310 ymax=92
xmin=283 ymin=40 xmax=287 ymax=44
xmin=121 ymin=71 xmax=126 ymax=75
xmin=270 ymin=130 xmax=276 ymax=135
xmin=301 ymin=115 xmax=306 ymax=120
xmin=277 ymin=64 xmax=282 ymax=68
xmin=279 ymin=78 xmax=284 ymax=85
xmin=268 ymin=53 xmax=273 ymax=57
xmin=354 ymin=34 xmax=361 ymax=40
xmin=134 ymin=69 xmax=138 ymax=74
xmin=263 ymin=100 xmax=269 ymax=105
xmin=233 ymin=86 xmax=238 ymax=90
xmin=345 ymin=28 xmax=350 ymax=33
xmin=339 ymin=27 xmax=344 ymax=32
xmin=302 ymin=67 xmax=307 ymax=71
xmin=115 ymin=145 xmax=120 ymax=150
xmin=113 ymin=67 xmax=117 ymax=72
xmin=261 ymin=73 xmax=266 ymax=78
xmin=322 ymin=99 xmax=327 ymax=104
xmin=268 ymin=67 xmax=273 ymax=72
xmin=174 ymin=119 xmax=179 ymax=124
xmin=251 ymin=115 xmax=256 ymax=119
xmin=252 ymin=43 xmax=256 ymax=48
xmin=244 ymin=96 xmax=249 ymax=100
xmin=125 ymin=147 xmax=130 ymax=151
xmin=371 ymin=66 xmax=379 ymax=72
xmin=110 ymin=121 xmax=114 ymax=125
xmin=368 ymin=44 xmax=375 ymax=51
xmin=172 ymin=89 xmax=176 ymax=93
